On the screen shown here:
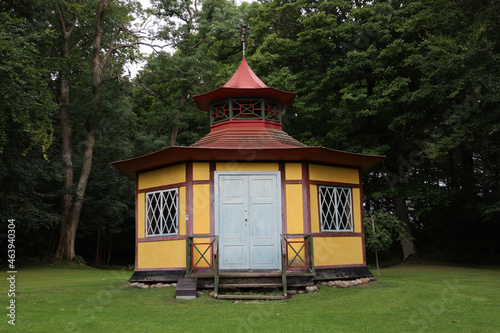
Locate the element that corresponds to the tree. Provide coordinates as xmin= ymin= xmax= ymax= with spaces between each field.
xmin=0 ymin=11 xmax=54 ymax=156
xmin=134 ymin=0 xmax=243 ymax=148
xmin=408 ymin=0 xmax=500 ymax=261
xmin=0 ymin=7 xmax=60 ymax=261
xmin=52 ymin=0 xmax=142 ymax=261
xmin=364 ymin=211 xmax=402 ymax=277
xmin=252 ymin=0 xmax=424 ymax=260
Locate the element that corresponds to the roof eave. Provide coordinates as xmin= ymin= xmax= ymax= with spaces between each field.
xmin=192 ymin=87 xmax=296 ymax=112
xmin=111 ymin=146 xmax=384 ymax=180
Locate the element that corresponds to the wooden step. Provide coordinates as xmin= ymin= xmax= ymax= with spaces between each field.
xmin=216 ymin=294 xmax=286 ymax=300
xmin=189 ymin=271 xmax=315 ymax=278
xmin=286 ymin=271 xmax=316 ymax=277
xmin=176 ymin=277 xmax=197 ymax=299
xmin=219 ymin=283 xmax=282 ymax=289
xmin=220 ymin=272 xmax=281 ymax=278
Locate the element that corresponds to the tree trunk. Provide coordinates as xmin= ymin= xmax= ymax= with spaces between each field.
xmin=55 ymin=83 xmax=75 ymax=260
xmin=55 ymin=123 xmax=96 ymax=261
xmin=170 ymin=89 xmax=188 ymax=146
xmin=393 ymin=194 xmax=418 ymax=261
xmin=371 ymin=216 xmax=380 ymax=277
xmin=106 ymin=236 xmax=113 ymax=266
xmin=54 ymin=16 xmax=75 ymax=260
xmin=96 ymin=226 xmax=101 ymax=266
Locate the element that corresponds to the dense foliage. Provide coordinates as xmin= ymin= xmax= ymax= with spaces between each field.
xmin=0 ymin=0 xmax=498 ymax=265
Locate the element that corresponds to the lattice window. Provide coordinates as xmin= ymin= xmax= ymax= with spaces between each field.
xmin=211 ymin=101 xmax=229 ymax=121
xmin=145 ymin=188 xmax=178 ymax=236
xmin=240 ymin=104 xmax=255 ymax=115
xmin=212 ymin=105 xmax=228 ymax=119
xmin=233 ymin=100 xmax=262 ymax=118
xmin=319 ymin=186 xmax=353 ymax=232
xmin=266 ymin=103 xmax=279 ymax=117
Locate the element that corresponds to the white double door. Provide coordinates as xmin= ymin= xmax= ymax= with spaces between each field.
xmin=215 ymin=172 xmax=282 ymax=270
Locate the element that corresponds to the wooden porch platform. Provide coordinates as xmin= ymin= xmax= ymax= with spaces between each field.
xmin=188 ymin=270 xmax=315 ymax=292
xmin=189 ymin=271 xmax=315 ymax=279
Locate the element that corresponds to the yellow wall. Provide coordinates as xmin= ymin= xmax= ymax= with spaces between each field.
xmin=309 ymin=185 xmax=320 ymax=233
xmin=285 ymin=163 xmax=302 ymax=180
xmin=138 ymin=164 xmax=186 ymax=189
xmin=286 ymin=184 xmax=303 ymax=234
xmin=137 ymin=240 xmax=186 ymax=269
xmin=353 ymin=188 xmax=361 ymax=233
xmin=193 ymin=162 xmax=210 ymax=180
xmin=193 ymin=184 xmax=211 ymax=234
xmin=137 ymin=193 xmax=145 ymax=239
xmin=314 ymin=237 xmax=364 ymax=266
xmin=216 ymin=162 xmax=278 ymax=172
xmin=309 ymin=164 xmax=359 ymax=184
xmin=179 ymin=187 xmax=186 ymax=236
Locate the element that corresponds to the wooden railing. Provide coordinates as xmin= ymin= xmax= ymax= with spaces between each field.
xmin=186 ymin=235 xmax=219 ymax=297
xmin=281 ymin=234 xmax=314 ymax=297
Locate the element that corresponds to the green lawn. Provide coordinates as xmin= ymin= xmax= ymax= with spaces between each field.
xmin=3 ymin=264 xmax=500 ymax=332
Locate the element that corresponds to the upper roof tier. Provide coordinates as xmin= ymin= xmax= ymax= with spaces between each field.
xmin=192 ymin=58 xmax=296 ymax=112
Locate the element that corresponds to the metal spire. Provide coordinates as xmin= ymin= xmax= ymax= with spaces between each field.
xmin=233 ymin=21 xmax=255 ymax=58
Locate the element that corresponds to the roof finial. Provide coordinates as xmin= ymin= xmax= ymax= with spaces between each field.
xmin=233 ymin=20 xmax=255 ymax=58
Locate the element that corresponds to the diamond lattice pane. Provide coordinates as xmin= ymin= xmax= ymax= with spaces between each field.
xmin=146 ymin=189 xmax=178 ymax=236
xmin=319 ymin=186 xmax=353 ymax=232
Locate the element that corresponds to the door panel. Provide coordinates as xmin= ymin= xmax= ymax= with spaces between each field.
xmin=249 ymin=176 xmax=280 ymax=269
xmin=219 ymin=176 xmax=248 ymax=269
xmin=217 ymin=173 xmax=281 ymax=270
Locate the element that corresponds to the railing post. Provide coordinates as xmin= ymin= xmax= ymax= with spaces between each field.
xmin=281 ymin=234 xmax=287 ymax=298
xmin=214 ymin=236 xmax=219 ymax=298
xmin=185 ymin=235 xmax=219 ymax=297
xmin=308 ymin=234 xmax=315 ymax=275
xmin=186 ymin=236 xmax=192 ymax=276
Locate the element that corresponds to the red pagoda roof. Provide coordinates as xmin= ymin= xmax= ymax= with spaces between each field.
xmin=192 ymin=58 xmax=296 ymax=111
xmin=223 ymin=58 xmax=268 ymax=89
xmin=190 ymin=121 xmax=307 ymax=149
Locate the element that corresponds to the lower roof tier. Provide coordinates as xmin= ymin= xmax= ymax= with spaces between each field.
xmin=111 ymin=145 xmax=384 ymax=180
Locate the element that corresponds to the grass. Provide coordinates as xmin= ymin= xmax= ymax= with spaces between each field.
xmin=2 ymin=263 xmax=500 ymax=332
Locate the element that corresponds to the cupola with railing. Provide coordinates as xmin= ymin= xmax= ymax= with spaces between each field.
xmin=190 ymin=58 xmax=305 ymax=149
xmin=192 ymin=57 xmax=296 ymax=126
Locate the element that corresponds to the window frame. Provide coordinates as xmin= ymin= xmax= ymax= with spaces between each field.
xmin=318 ymin=185 xmax=354 ymax=233
xmin=145 ymin=188 xmax=179 ymax=237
